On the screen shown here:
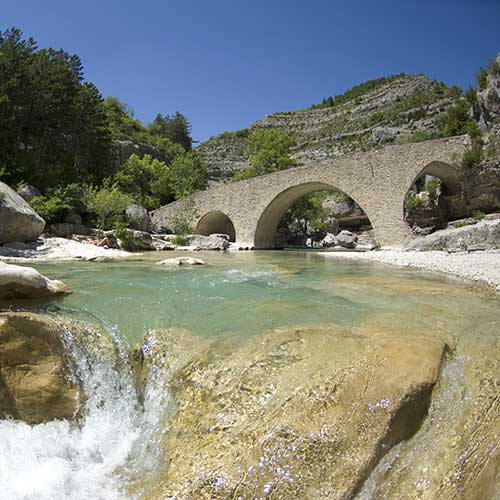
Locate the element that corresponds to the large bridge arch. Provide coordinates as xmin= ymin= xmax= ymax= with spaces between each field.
xmin=150 ymin=137 xmax=467 ymax=248
xmin=253 ymin=182 xmax=375 ymax=249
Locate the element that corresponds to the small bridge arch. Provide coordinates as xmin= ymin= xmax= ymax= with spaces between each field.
xmin=195 ymin=211 xmax=236 ymax=241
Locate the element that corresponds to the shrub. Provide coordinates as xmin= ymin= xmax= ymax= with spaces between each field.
xmin=403 ymin=130 xmax=440 ymax=143
xmin=473 ymin=210 xmax=486 ymax=220
xmin=30 ymin=184 xmax=83 ymax=224
xmin=171 ymin=198 xmax=198 ymax=244
xmin=405 ymin=193 xmax=424 ymax=211
xmin=425 ymin=179 xmax=440 ymax=202
xmin=84 ymin=185 xmax=133 ymax=231
xmin=460 ymin=145 xmax=484 ymax=174
xmin=114 ymin=222 xmax=150 ymax=251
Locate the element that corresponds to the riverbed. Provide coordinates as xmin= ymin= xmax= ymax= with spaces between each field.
xmin=0 ymin=251 xmax=499 ymax=499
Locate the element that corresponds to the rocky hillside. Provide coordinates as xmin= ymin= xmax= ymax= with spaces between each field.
xmin=199 ymin=74 xmax=463 ymax=183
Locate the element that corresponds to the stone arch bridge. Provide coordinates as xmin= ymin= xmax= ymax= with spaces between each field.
xmin=151 ymin=137 xmax=467 ymax=248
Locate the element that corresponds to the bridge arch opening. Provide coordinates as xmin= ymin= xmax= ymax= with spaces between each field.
xmin=254 ymin=182 xmax=374 ymax=249
xmin=195 ymin=211 xmax=236 ymax=242
xmin=404 ymin=161 xmax=460 ymax=232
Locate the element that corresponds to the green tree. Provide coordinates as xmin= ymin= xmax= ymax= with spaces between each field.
xmin=0 ymin=28 xmax=112 ymax=189
xmin=235 ymin=129 xmax=296 ymax=180
xmin=113 ymin=154 xmax=173 ymax=210
xmin=169 ymin=150 xmax=208 ymax=198
xmin=148 ymin=111 xmax=193 ymax=151
xmin=84 ymin=185 xmax=133 ymax=231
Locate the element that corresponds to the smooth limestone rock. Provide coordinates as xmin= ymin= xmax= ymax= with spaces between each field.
xmin=404 ymin=218 xmax=500 ymax=252
xmin=0 ymin=261 xmax=71 ymax=300
xmin=321 ymin=232 xmax=337 ymax=247
xmin=0 ymin=312 xmax=82 ymax=424
xmin=126 ymin=204 xmax=150 ymax=232
xmin=335 ymin=229 xmax=358 ymax=248
xmin=141 ymin=324 xmax=445 ymax=500
xmin=186 ymin=234 xmax=230 ymax=251
xmin=0 ymin=181 xmax=45 ymax=244
xmin=157 ymin=257 xmax=205 ymax=266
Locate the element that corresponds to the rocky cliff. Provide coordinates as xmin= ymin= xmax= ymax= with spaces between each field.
xmin=199 ymin=74 xmax=463 ymax=183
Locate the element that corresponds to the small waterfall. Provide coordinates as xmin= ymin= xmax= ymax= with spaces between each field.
xmin=0 ymin=322 xmax=172 ymax=500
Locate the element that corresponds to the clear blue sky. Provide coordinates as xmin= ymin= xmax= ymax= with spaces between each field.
xmin=3 ymin=1 xmax=500 ymax=143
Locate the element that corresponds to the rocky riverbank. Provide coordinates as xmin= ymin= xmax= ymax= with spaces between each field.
xmin=323 ymin=248 xmax=500 ymax=291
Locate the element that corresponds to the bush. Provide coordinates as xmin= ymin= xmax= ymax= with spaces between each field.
xmin=171 ymin=198 xmax=198 ymax=244
xmin=460 ymin=145 xmax=484 ymax=174
xmin=84 ymin=185 xmax=133 ymax=231
xmin=30 ymin=184 xmax=83 ymax=224
xmin=114 ymin=223 xmax=150 ymax=251
xmin=425 ymin=179 xmax=440 ymax=202
xmin=405 ymin=193 xmax=424 ymax=211
xmin=473 ymin=210 xmax=486 ymax=220
xmin=403 ymin=130 xmax=440 ymax=144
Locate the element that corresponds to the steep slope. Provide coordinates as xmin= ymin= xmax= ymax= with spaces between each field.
xmin=199 ymin=74 xmax=462 ymax=183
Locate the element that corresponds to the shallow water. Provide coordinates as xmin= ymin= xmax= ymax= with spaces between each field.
xmin=1 ymin=250 xmax=499 ymax=499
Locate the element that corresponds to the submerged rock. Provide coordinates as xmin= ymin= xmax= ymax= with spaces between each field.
xmin=143 ymin=324 xmax=445 ymax=500
xmin=0 ymin=261 xmax=71 ymax=300
xmin=157 ymin=257 xmax=205 ymax=266
xmin=0 ymin=181 xmax=45 ymax=244
xmin=0 ymin=313 xmax=82 ymax=424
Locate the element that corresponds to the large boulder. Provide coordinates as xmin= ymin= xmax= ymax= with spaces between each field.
xmin=139 ymin=324 xmax=445 ymax=500
xmin=321 ymin=232 xmax=337 ymax=247
xmin=335 ymin=229 xmax=358 ymax=248
xmin=0 ymin=262 xmax=71 ymax=300
xmin=0 ymin=181 xmax=45 ymax=244
xmin=186 ymin=234 xmax=230 ymax=251
xmin=404 ymin=218 xmax=500 ymax=252
xmin=0 ymin=313 xmax=82 ymax=424
xmin=126 ymin=204 xmax=150 ymax=232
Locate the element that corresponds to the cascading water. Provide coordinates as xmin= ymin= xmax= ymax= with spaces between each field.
xmin=0 ymin=323 xmax=172 ymax=500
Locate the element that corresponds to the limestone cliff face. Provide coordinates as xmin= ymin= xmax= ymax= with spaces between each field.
xmin=199 ymin=74 xmax=463 ymax=183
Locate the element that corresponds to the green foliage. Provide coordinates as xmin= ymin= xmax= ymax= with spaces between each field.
xmin=0 ymin=28 xmax=113 ymax=190
xmin=311 ymin=74 xmax=406 ymax=109
xmin=113 ymin=154 xmax=173 ymax=210
xmin=280 ymin=192 xmax=331 ymax=235
xmin=441 ymin=101 xmax=472 ymax=137
xmin=234 ymin=129 xmax=296 ymax=180
xmin=401 ymin=130 xmax=440 ymax=144
xmin=30 ymin=184 xmax=82 ymax=224
xmin=169 ymin=150 xmax=208 ymax=198
xmin=103 ymin=97 xmax=185 ymax=160
xmin=147 ymin=112 xmax=193 ymax=151
xmin=405 ymin=193 xmax=424 ymax=211
xmin=460 ymin=145 xmax=484 ymax=174
xmin=171 ymin=198 xmax=198 ymax=244
xmin=84 ymin=185 xmax=133 ymax=231
xmin=425 ymin=179 xmax=440 ymax=202
xmin=114 ymin=222 xmax=150 ymax=251
xmin=476 ymin=58 xmax=500 ymax=90
xmin=473 ymin=210 xmax=486 ymax=220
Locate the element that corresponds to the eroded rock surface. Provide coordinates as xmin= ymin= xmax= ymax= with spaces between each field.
xmin=0 ymin=261 xmax=71 ymax=300
xmin=0 ymin=181 xmax=45 ymax=244
xmin=0 ymin=313 xmax=82 ymax=424
xmin=141 ymin=324 xmax=445 ymax=500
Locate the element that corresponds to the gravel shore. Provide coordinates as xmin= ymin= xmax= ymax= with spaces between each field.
xmin=322 ymin=249 xmax=500 ymax=292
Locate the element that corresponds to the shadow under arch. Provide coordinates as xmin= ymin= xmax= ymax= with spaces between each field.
xmin=253 ymin=181 xmax=373 ymax=249
xmin=195 ymin=211 xmax=236 ymax=242
xmin=408 ymin=160 xmax=460 ymax=196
